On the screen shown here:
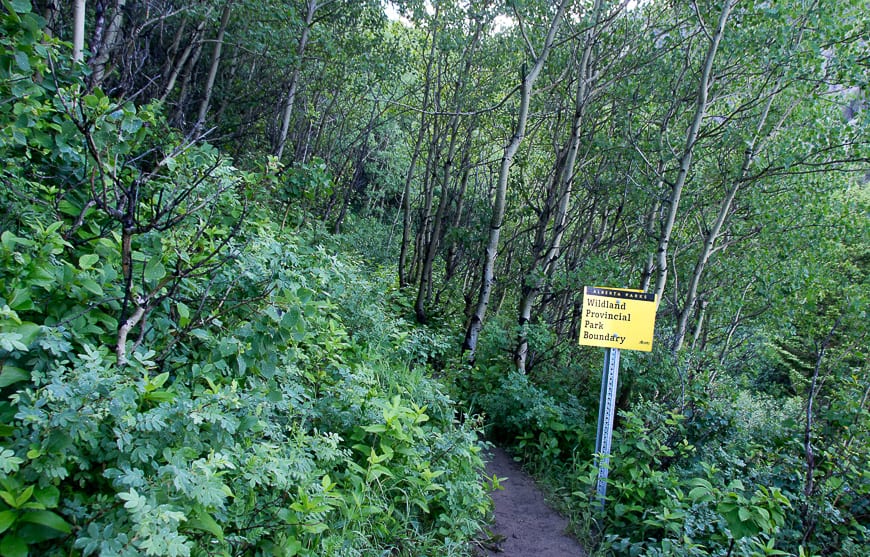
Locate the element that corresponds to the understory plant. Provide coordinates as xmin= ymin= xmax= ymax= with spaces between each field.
xmin=0 ymin=7 xmax=489 ymax=554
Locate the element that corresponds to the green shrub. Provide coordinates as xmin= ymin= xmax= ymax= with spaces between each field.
xmin=0 ymin=6 xmax=490 ymax=553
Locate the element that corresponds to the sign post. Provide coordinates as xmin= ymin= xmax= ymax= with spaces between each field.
xmin=579 ymin=286 xmax=657 ymax=512
xmin=593 ymin=347 xmax=620 ymax=510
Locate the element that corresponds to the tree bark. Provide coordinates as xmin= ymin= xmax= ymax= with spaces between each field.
xmin=173 ymin=36 xmax=204 ymax=128
xmin=652 ymin=0 xmax=735 ymax=303
xmin=73 ymin=0 xmax=86 ymax=63
xmin=444 ymin=122 xmax=476 ymax=284
xmin=195 ymin=2 xmax=233 ymax=134
xmin=160 ymin=18 xmax=207 ymax=103
xmin=672 ymin=59 xmax=811 ymax=353
xmin=515 ymin=0 xmax=607 ymax=372
xmin=399 ymin=7 xmax=441 ymax=288
xmin=415 ymin=21 xmax=483 ymax=323
xmin=89 ymin=0 xmax=126 ymax=89
xmin=274 ymin=0 xmax=317 ymax=160
xmin=462 ymin=0 xmax=569 ymax=362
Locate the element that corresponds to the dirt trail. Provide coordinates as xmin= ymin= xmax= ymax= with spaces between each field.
xmin=479 ymin=446 xmax=586 ymax=557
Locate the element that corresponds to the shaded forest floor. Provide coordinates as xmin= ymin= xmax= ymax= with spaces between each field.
xmin=478 ymin=447 xmax=587 ymax=557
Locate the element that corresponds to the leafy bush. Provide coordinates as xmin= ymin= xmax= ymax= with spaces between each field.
xmin=0 ymin=7 xmax=489 ymax=555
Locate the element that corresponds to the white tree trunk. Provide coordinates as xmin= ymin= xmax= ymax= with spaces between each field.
xmin=515 ymin=0 xmax=609 ymax=372
xmin=652 ymin=0 xmax=735 ymax=303
xmin=160 ymin=18 xmax=208 ymax=102
xmin=73 ymin=0 xmax=86 ymax=63
xmin=274 ymin=0 xmax=317 ymax=160
xmin=90 ymin=0 xmax=126 ymax=88
xmin=463 ymin=0 xmax=570 ymax=361
xmin=195 ymin=2 xmax=233 ymax=133
xmin=671 ymin=35 xmax=800 ymax=353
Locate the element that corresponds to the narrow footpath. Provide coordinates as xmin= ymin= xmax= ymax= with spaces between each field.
xmin=479 ymin=447 xmax=586 ymax=557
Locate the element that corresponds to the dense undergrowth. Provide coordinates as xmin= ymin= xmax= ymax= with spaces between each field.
xmin=0 ymin=6 xmax=488 ymax=555
xmin=449 ymin=301 xmax=868 ymax=556
xmin=3 ymin=3 xmax=868 ymax=557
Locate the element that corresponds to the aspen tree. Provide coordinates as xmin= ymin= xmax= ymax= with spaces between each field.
xmin=463 ymin=0 xmax=570 ymax=361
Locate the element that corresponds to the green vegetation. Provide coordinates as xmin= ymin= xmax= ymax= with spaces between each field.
xmin=0 ymin=5 xmax=487 ymax=555
xmin=1 ymin=1 xmax=868 ymax=556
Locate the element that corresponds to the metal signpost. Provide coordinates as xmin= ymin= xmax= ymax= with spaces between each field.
xmin=579 ymin=286 xmax=657 ymax=512
xmin=594 ymin=347 xmax=620 ymax=509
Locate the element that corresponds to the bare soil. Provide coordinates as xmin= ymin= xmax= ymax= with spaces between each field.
xmin=477 ymin=446 xmax=586 ymax=557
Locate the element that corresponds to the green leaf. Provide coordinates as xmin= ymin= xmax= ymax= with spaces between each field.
xmin=187 ymin=509 xmax=224 ymax=541
xmin=79 ymin=278 xmax=104 ymax=296
xmin=11 ymin=323 xmax=39 ymax=346
xmin=78 ymin=254 xmax=99 ymax=269
xmin=143 ymin=390 xmax=174 ymax=404
xmin=688 ymin=478 xmax=714 ymax=490
xmin=13 ymin=51 xmax=30 ymax=72
xmin=282 ymin=537 xmax=302 ymax=556
xmin=32 ymin=487 xmax=59 ymax=509
xmin=688 ymin=486 xmax=714 ymax=502
xmin=0 ymin=367 xmax=29 ymax=388
xmin=7 ymin=289 xmax=32 ymax=311
xmin=176 ymin=302 xmax=190 ymax=327
xmin=0 ymin=511 xmax=16 ymax=535
xmin=149 ymin=372 xmax=169 ymax=390
xmin=0 ymin=492 xmax=14 ymax=508
xmin=19 ymin=510 xmax=71 ymax=534
xmin=0 ymin=534 xmax=27 ymax=557
xmin=10 ymin=0 xmax=32 ymax=14
xmin=0 ymin=231 xmax=16 ymax=250
xmin=144 ymin=258 xmax=166 ymax=282
xmin=0 ymin=334 xmax=27 ymax=353
xmin=301 ymin=521 xmax=328 ymax=534
xmin=44 ymin=222 xmax=63 ymax=235
xmin=14 ymin=486 xmax=33 ymax=508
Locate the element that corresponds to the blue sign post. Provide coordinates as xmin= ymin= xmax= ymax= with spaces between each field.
xmin=593 ymin=347 xmax=620 ymax=511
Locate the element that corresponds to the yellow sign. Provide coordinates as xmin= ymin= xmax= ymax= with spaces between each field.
xmin=578 ymin=286 xmax=657 ymax=352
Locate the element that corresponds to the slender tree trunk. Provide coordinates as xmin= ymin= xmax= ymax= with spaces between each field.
xmin=411 ymin=117 xmax=443 ymax=283
xmin=802 ymin=317 xmax=843 ymax=545
xmin=639 ymin=198 xmax=661 ymax=292
xmin=195 ymin=2 xmax=233 ymax=134
xmin=444 ymin=123 xmax=476 ymax=282
xmin=462 ymin=0 xmax=569 ymax=361
xmin=73 ymin=0 xmax=86 ymax=63
xmin=274 ymin=0 xmax=316 ymax=160
xmin=652 ymin=0 xmax=735 ymax=303
xmin=718 ymin=280 xmax=753 ymax=365
xmin=160 ymin=18 xmax=207 ymax=102
xmin=399 ymin=17 xmax=438 ymax=287
xmin=160 ymin=19 xmax=188 ymax=87
xmin=689 ymin=298 xmax=707 ymax=350
xmin=215 ymin=45 xmax=240 ymax=124
xmin=415 ymin=120 xmax=457 ymax=322
xmin=89 ymin=0 xmax=126 ymax=89
xmin=415 ymin=22 xmax=483 ymax=323
xmin=671 ymin=169 xmax=740 ymax=353
xmin=515 ymin=0 xmax=607 ymax=372
xmin=173 ymin=37 xmax=204 ymax=128
xmin=639 ymin=85 xmax=682 ymax=291
xmin=399 ymin=114 xmax=429 ymax=287
xmin=671 ymin=75 xmax=781 ymax=353
xmin=43 ymin=0 xmax=60 ymax=37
